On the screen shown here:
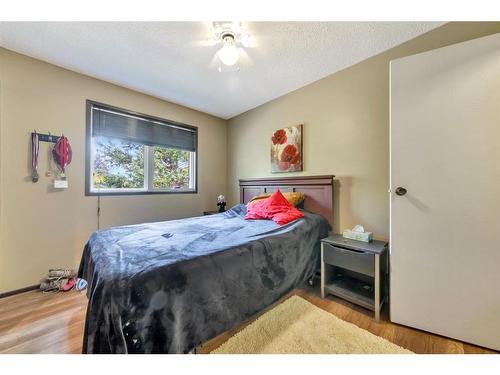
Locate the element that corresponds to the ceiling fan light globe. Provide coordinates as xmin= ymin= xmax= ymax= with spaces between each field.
xmin=218 ymin=44 xmax=239 ymax=66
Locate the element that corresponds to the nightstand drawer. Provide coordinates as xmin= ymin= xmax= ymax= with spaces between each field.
xmin=322 ymin=242 xmax=374 ymax=277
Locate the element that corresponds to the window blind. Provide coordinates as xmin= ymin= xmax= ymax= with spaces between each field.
xmin=91 ymin=106 xmax=196 ymax=152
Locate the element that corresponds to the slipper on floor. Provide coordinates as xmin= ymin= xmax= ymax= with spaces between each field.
xmin=62 ymin=278 xmax=76 ymax=292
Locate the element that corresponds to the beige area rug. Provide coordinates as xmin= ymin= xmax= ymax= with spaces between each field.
xmin=211 ymin=295 xmax=412 ymax=354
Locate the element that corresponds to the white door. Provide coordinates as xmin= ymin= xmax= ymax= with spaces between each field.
xmin=390 ymin=33 xmax=500 ymax=351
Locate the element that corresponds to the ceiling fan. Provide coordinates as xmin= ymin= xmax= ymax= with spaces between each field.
xmin=208 ymin=22 xmax=252 ymax=72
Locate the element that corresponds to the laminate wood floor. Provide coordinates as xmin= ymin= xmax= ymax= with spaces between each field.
xmin=0 ymin=289 xmax=87 ymax=354
xmin=0 ymin=286 xmax=496 ymax=354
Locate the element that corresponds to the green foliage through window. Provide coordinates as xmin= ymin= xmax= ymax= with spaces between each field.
xmin=153 ymin=147 xmax=190 ymax=189
xmin=93 ymin=137 xmax=145 ymax=189
xmin=91 ymin=136 xmax=193 ymax=192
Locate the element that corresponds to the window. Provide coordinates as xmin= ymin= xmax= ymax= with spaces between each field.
xmin=86 ymin=101 xmax=197 ymax=195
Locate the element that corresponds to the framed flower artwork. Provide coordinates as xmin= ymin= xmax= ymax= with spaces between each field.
xmin=271 ymin=124 xmax=303 ymax=173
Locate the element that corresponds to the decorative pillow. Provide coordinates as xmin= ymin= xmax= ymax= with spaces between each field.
xmin=245 ymin=189 xmax=304 ymax=225
xmin=245 ymin=198 xmax=271 ymax=220
xmin=246 ymin=193 xmax=271 ymax=207
xmin=247 ymin=191 xmax=305 ymax=207
xmin=269 ymin=190 xmax=291 ymax=205
xmin=272 ymin=209 xmax=304 ymax=225
xmin=248 ymin=193 xmax=271 ymax=202
xmin=283 ymin=192 xmax=305 ymax=207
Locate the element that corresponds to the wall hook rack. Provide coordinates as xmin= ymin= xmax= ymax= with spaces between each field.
xmin=31 ymin=132 xmax=61 ymax=143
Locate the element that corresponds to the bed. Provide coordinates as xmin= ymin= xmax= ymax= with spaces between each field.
xmin=78 ymin=175 xmax=334 ymax=353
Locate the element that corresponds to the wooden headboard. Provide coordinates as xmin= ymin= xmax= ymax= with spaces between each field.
xmin=239 ymin=175 xmax=335 ymax=227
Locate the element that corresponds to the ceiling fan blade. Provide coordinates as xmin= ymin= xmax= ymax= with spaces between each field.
xmin=209 ymin=53 xmax=220 ymax=69
xmin=191 ymin=38 xmax=219 ymax=48
xmin=238 ymin=48 xmax=252 ymax=67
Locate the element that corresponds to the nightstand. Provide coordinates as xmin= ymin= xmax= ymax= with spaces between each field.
xmin=320 ymin=234 xmax=388 ymax=321
xmin=203 ymin=210 xmax=220 ymax=216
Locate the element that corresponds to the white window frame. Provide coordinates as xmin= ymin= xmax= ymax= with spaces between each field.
xmin=86 ymin=100 xmax=197 ymax=196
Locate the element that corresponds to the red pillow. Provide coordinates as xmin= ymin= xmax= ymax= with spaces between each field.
xmin=267 ymin=189 xmax=291 ymax=207
xmin=272 ymin=208 xmax=304 ymax=225
xmin=245 ymin=189 xmax=288 ymax=220
xmin=245 ymin=189 xmax=304 ymax=225
xmin=245 ymin=197 xmax=270 ymax=220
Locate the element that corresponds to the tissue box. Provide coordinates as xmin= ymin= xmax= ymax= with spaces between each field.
xmin=342 ymin=229 xmax=373 ymax=243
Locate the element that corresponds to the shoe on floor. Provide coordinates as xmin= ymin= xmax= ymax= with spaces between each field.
xmin=40 ymin=278 xmax=68 ymax=292
xmin=75 ymin=278 xmax=87 ymax=291
xmin=47 ymin=268 xmax=76 ymax=280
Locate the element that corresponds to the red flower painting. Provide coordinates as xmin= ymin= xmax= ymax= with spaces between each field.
xmin=271 ymin=125 xmax=303 ymax=173
xmin=271 ymin=129 xmax=287 ymax=145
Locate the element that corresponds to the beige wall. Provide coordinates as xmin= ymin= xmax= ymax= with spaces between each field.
xmin=227 ymin=22 xmax=500 ymax=241
xmin=0 ymin=49 xmax=227 ymax=293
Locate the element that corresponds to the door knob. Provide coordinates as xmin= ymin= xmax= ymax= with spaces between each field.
xmin=395 ymin=187 xmax=407 ymax=196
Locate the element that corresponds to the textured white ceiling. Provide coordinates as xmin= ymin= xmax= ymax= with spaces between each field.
xmin=0 ymin=22 xmax=444 ymax=119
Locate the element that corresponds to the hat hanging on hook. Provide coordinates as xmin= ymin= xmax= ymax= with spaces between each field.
xmin=52 ymin=135 xmax=72 ymax=177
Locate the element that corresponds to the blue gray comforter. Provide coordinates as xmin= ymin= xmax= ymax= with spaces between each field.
xmin=78 ymin=204 xmax=330 ymax=353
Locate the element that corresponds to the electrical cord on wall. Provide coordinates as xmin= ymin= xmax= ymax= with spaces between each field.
xmin=97 ymin=193 xmax=101 ymax=230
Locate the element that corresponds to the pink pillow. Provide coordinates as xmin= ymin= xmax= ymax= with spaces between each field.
xmin=245 ymin=189 xmax=304 ymax=225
